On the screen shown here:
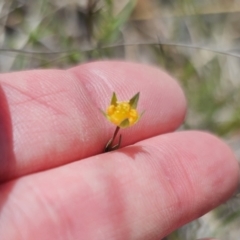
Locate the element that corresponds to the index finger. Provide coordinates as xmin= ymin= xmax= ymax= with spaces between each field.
xmin=0 ymin=61 xmax=186 ymax=181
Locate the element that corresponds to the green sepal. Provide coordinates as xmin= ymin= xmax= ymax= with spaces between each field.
xmin=100 ymin=109 xmax=108 ymax=118
xmin=119 ymin=118 xmax=130 ymax=128
xmin=140 ymin=110 xmax=145 ymax=118
xmin=129 ymin=92 xmax=140 ymax=109
xmin=111 ymin=92 xmax=118 ymax=106
xmin=135 ymin=111 xmax=145 ymax=123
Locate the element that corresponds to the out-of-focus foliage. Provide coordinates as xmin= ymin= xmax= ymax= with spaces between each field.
xmin=1 ymin=0 xmax=240 ymax=239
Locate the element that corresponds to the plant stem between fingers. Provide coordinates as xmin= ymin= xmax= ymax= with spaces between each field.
xmin=104 ymin=126 xmax=121 ymax=152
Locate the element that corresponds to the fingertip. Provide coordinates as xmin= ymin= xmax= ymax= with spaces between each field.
xmin=195 ymin=131 xmax=239 ymax=201
xmin=151 ymin=130 xmax=239 ymax=206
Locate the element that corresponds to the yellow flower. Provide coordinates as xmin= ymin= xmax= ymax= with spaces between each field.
xmin=103 ymin=92 xmax=141 ymax=128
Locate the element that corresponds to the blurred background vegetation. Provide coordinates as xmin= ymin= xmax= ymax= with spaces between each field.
xmin=1 ymin=0 xmax=240 ymax=239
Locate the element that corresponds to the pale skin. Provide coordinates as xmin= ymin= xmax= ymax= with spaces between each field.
xmin=0 ymin=61 xmax=239 ymax=240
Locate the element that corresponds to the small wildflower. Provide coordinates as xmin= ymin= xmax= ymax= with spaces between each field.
xmin=104 ymin=92 xmax=140 ymax=128
xmin=102 ymin=92 xmax=143 ymax=152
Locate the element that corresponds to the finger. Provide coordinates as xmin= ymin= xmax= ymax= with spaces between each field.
xmin=0 ymin=131 xmax=238 ymax=240
xmin=0 ymin=61 xmax=186 ymax=181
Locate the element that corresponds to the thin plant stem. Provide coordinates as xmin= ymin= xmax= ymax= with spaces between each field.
xmin=104 ymin=126 xmax=121 ymax=152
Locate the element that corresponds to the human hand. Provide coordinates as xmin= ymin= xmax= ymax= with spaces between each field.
xmin=0 ymin=61 xmax=238 ymax=239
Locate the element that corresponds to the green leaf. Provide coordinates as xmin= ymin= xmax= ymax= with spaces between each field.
xmin=111 ymin=92 xmax=117 ymax=106
xmin=129 ymin=92 xmax=140 ymax=109
xmin=119 ymin=118 xmax=130 ymax=128
xmin=98 ymin=0 xmax=137 ymax=44
xmin=114 ymin=0 xmax=136 ymax=30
